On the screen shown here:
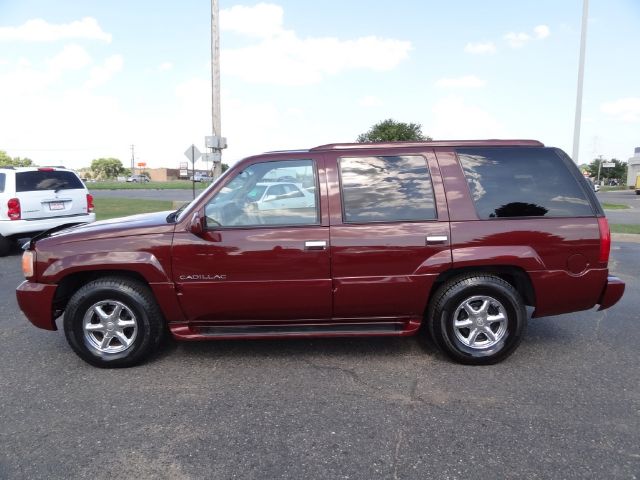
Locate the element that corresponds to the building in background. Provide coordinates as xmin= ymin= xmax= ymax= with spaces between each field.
xmin=147 ymin=168 xmax=180 ymax=182
xmin=628 ymin=147 xmax=640 ymax=188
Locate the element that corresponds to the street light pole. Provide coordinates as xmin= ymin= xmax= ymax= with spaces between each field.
xmin=572 ymin=0 xmax=589 ymax=164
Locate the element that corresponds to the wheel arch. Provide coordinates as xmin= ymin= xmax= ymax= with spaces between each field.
xmin=52 ymin=269 xmax=185 ymax=324
xmin=428 ymin=266 xmax=536 ymax=311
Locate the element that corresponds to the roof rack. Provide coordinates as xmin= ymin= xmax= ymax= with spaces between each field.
xmin=310 ymin=139 xmax=544 ymax=151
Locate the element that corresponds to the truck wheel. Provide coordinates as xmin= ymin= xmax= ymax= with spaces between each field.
xmin=0 ymin=235 xmax=12 ymax=256
xmin=427 ymin=274 xmax=527 ymax=365
xmin=63 ymin=277 xmax=165 ymax=368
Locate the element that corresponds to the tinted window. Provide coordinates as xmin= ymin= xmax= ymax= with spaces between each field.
xmin=205 ymin=160 xmax=318 ymax=227
xmin=0 ymin=173 xmax=5 ymax=193
xmin=339 ymin=155 xmax=436 ymax=223
xmin=16 ymin=170 xmax=84 ymax=192
xmin=457 ymin=147 xmax=593 ymax=219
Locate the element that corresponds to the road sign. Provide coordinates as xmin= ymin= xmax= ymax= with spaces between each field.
xmin=203 ymin=152 xmax=221 ymax=164
xmin=179 ymin=161 xmax=188 ymax=169
xmin=184 ymin=145 xmax=202 ymax=162
xmin=601 ymin=162 xmax=615 ymax=168
xmin=179 ymin=169 xmax=188 ymax=177
xmin=137 ymin=162 xmax=146 ymax=167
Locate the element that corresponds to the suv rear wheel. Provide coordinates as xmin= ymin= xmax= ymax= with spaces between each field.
xmin=63 ymin=277 xmax=165 ymax=368
xmin=427 ymin=274 xmax=527 ymax=365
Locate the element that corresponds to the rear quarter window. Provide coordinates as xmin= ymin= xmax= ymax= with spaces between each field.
xmin=457 ymin=147 xmax=594 ymax=219
xmin=16 ymin=171 xmax=84 ymax=192
xmin=0 ymin=173 xmax=5 ymax=193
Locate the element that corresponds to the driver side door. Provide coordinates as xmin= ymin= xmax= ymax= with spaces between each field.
xmin=171 ymin=158 xmax=331 ymax=322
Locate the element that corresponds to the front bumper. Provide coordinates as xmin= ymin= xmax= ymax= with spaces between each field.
xmin=16 ymin=281 xmax=58 ymax=330
xmin=597 ymin=276 xmax=625 ymax=311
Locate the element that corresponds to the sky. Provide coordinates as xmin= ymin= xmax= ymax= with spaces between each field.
xmin=1 ymin=0 xmax=639 ymax=171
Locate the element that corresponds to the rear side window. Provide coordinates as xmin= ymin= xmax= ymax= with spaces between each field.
xmin=339 ymin=155 xmax=436 ymax=223
xmin=0 ymin=173 xmax=5 ymax=193
xmin=457 ymin=147 xmax=593 ymax=219
xmin=16 ymin=171 xmax=84 ymax=192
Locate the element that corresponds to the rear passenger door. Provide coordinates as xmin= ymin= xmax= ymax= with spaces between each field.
xmin=326 ymin=150 xmax=452 ymax=320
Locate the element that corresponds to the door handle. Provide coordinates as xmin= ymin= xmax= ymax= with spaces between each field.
xmin=304 ymin=240 xmax=327 ymax=250
xmin=426 ymin=235 xmax=448 ymax=245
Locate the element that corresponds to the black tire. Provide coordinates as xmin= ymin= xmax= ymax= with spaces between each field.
xmin=0 ymin=235 xmax=12 ymax=257
xmin=63 ymin=277 xmax=165 ymax=368
xmin=427 ymin=274 xmax=527 ymax=365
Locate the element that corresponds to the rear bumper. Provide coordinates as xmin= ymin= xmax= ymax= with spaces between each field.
xmin=0 ymin=214 xmax=95 ymax=238
xmin=597 ymin=276 xmax=625 ymax=311
xmin=16 ymin=281 xmax=58 ymax=330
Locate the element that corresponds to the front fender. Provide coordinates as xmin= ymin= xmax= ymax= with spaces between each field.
xmin=41 ymin=251 xmax=171 ymax=283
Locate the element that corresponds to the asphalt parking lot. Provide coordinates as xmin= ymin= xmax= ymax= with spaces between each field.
xmin=1 ymin=242 xmax=639 ymax=479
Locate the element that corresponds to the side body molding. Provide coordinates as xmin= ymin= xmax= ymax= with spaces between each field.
xmin=450 ymin=245 xmax=545 ymax=271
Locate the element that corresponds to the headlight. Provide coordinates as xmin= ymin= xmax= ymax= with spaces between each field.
xmin=22 ymin=251 xmax=35 ymax=279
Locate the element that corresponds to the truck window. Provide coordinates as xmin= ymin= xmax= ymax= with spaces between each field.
xmin=457 ymin=147 xmax=594 ymax=219
xmin=338 ymin=155 xmax=436 ymax=223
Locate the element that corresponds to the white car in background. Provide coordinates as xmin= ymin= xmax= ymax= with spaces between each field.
xmin=0 ymin=167 xmax=95 ymax=256
xmin=248 ymin=182 xmax=315 ymax=210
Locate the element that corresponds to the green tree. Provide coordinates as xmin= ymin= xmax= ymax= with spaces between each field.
xmin=357 ymin=119 xmax=431 ymax=143
xmin=0 ymin=150 xmax=34 ymax=167
xmin=221 ymin=163 xmax=230 ymax=173
xmin=90 ymin=157 xmax=125 ymax=179
xmin=585 ymin=158 xmax=627 ymax=184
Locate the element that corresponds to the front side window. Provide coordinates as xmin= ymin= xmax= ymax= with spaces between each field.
xmin=204 ymin=160 xmax=318 ymax=228
xmin=339 ymin=155 xmax=436 ymax=223
xmin=457 ymin=147 xmax=593 ymax=219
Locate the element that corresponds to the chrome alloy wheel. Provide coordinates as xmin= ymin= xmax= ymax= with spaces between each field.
xmin=82 ymin=300 xmax=138 ymax=354
xmin=453 ymin=295 xmax=508 ymax=349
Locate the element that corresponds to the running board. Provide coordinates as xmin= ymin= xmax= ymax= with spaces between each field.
xmin=170 ymin=319 xmax=421 ymax=341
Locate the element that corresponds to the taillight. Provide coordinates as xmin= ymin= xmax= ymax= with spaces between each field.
xmin=22 ymin=251 xmax=35 ymax=278
xmin=7 ymin=198 xmax=21 ymax=220
xmin=598 ymin=217 xmax=611 ymax=264
xmin=86 ymin=193 xmax=94 ymax=213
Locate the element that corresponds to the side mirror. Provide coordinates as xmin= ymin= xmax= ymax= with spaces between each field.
xmin=188 ymin=211 xmax=204 ymax=235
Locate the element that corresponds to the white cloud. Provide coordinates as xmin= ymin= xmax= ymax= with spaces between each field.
xmin=158 ymin=61 xmax=173 ymax=71
xmin=534 ymin=25 xmax=550 ymax=39
xmin=220 ymin=3 xmax=411 ymax=86
xmin=504 ymin=32 xmax=532 ymax=48
xmin=47 ymin=44 xmax=92 ymax=72
xmin=430 ymin=96 xmax=506 ymax=139
xmin=358 ymin=95 xmax=383 ymax=107
xmin=505 ymin=25 xmax=551 ymax=48
xmin=0 ymin=17 xmax=111 ymax=43
xmin=221 ymin=3 xmax=284 ymax=38
xmin=601 ymin=97 xmax=640 ymax=122
xmin=84 ymin=55 xmax=123 ymax=89
xmin=464 ymin=42 xmax=496 ymax=54
xmin=436 ymin=75 xmax=486 ymax=88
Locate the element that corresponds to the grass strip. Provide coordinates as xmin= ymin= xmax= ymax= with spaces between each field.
xmin=94 ymin=198 xmax=174 ymax=221
xmin=610 ymin=224 xmax=640 ymax=234
xmin=602 ymin=203 xmax=630 ymax=210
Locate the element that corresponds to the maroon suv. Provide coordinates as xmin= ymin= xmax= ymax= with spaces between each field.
xmin=16 ymin=140 xmax=625 ymax=367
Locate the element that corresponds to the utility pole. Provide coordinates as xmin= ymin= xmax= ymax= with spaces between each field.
xmin=596 ymin=155 xmax=603 ymax=185
xmin=130 ymin=144 xmax=135 ymax=173
xmin=208 ymin=0 xmax=226 ymax=179
xmin=572 ymin=0 xmax=589 ymax=164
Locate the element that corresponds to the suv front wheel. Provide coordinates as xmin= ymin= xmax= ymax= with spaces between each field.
xmin=63 ymin=277 xmax=165 ymax=368
xmin=427 ymin=274 xmax=527 ymax=365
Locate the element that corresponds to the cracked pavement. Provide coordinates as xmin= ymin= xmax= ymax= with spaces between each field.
xmin=0 ymin=243 xmax=639 ymax=479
